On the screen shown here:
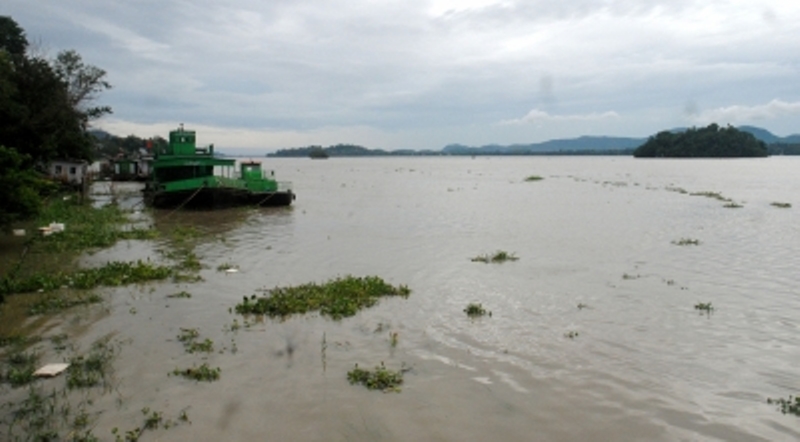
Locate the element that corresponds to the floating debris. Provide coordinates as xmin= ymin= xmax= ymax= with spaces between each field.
xmin=34 ymin=363 xmax=70 ymax=378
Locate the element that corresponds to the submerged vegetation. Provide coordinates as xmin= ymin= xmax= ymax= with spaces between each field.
xmin=234 ymin=275 xmax=411 ymax=320
xmin=347 ymin=362 xmax=406 ymax=392
xmin=470 ymin=251 xmax=519 ymax=263
xmin=672 ymin=238 xmax=700 ymax=246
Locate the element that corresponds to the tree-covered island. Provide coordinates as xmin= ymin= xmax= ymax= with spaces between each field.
xmin=633 ymin=123 xmax=768 ymax=158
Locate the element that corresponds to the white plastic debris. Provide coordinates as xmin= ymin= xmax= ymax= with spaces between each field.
xmin=13 ymin=229 xmax=25 ymax=236
xmin=34 ymin=363 xmax=70 ymax=377
xmin=225 ymin=268 xmax=239 ymax=273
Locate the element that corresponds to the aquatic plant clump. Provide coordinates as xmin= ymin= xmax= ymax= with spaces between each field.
xmin=470 ymin=251 xmax=519 ymax=263
xmin=524 ymin=175 xmax=544 ymax=182
xmin=1 ymin=260 xmax=172 ymax=296
xmin=771 ymin=202 xmax=791 ymax=208
xmin=2 ymin=350 xmax=39 ymax=387
xmin=767 ymin=395 xmax=800 ymax=416
xmin=67 ymin=338 xmax=117 ymax=389
xmin=672 ymin=238 xmax=700 ymax=246
xmin=694 ymin=302 xmax=714 ymax=313
xmin=171 ymin=363 xmax=220 ymax=382
xmin=463 ymin=303 xmax=490 ymax=317
xmin=28 ymin=292 xmax=103 ymax=316
xmin=347 ymin=362 xmax=404 ymax=392
xmin=234 ymin=276 xmax=411 ymax=320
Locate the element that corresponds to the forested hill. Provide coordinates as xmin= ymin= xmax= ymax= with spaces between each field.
xmin=633 ymin=124 xmax=768 ymax=158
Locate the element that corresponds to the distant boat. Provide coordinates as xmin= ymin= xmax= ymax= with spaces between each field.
xmin=142 ymin=125 xmax=295 ymax=209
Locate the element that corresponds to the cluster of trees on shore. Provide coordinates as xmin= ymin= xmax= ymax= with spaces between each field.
xmin=90 ymin=129 xmax=167 ymax=158
xmin=0 ymin=16 xmax=111 ymax=228
xmin=633 ymin=124 xmax=768 ymax=158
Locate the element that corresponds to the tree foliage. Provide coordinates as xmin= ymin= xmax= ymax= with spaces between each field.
xmin=633 ymin=124 xmax=768 ymax=158
xmin=0 ymin=16 xmax=111 ymax=228
xmin=0 ymin=146 xmax=55 ymax=228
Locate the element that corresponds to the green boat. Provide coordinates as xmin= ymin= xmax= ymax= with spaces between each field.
xmin=142 ymin=125 xmax=295 ymax=208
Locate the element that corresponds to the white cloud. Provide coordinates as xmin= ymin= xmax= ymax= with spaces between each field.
xmin=692 ymin=99 xmax=800 ymax=124
xmin=499 ymin=109 xmax=620 ymax=125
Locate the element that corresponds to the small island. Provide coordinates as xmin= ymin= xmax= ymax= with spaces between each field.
xmin=633 ymin=123 xmax=768 ymax=158
xmin=308 ymin=146 xmax=329 ymax=159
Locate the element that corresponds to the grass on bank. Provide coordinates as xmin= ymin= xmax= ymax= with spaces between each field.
xmin=235 ymin=275 xmax=411 ymax=320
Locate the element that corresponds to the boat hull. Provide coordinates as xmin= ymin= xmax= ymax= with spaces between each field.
xmin=143 ymin=187 xmax=295 ymax=209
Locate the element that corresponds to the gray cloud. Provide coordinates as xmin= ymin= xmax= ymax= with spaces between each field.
xmin=6 ymin=0 xmax=800 ymax=149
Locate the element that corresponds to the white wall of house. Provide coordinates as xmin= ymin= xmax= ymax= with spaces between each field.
xmin=49 ymin=160 xmax=87 ymax=185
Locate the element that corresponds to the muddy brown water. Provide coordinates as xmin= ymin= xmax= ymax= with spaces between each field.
xmin=3 ymin=156 xmax=800 ymax=441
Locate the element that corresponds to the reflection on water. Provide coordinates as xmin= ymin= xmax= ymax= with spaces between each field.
xmin=8 ymin=157 xmax=800 ymax=440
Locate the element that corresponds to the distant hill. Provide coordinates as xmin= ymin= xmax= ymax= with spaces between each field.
xmin=738 ymin=126 xmax=800 ymax=144
xmin=442 ymin=136 xmax=645 ymax=155
xmin=443 ymin=126 xmax=800 ymax=155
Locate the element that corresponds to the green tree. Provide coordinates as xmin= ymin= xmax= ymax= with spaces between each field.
xmin=52 ymin=49 xmax=112 ymax=123
xmin=0 ymin=146 xmax=54 ymax=229
xmin=0 ymin=16 xmax=27 ymax=56
xmin=633 ymin=124 xmax=768 ymax=158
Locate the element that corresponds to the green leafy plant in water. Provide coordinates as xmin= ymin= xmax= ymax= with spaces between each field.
xmin=0 ymin=334 xmax=41 ymax=348
xmin=464 ymin=303 xmax=490 ymax=317
xmin=524 ymin=175 xmax=544 ymax=182
xmin=2 ymin=260 xmax=173 ymax=297
xmin=166 ymin=290 xmax=192 ymax=299
xmin=347 ymin=362 xmax=405 ymax=392
xmin=672 ymin=238 xmax=700 ymax=246
xmin=723 ymin=202 xmax=743 ymax=208
xmin=694 ymin=302 xmax=714 ymax=315
xmin=67 ymin=337 xmax=116 ymax=389
xmin=771 ymin=202 xmax=792 ymax=208
xmin=31 ymin=198 xmax=158 ymax=254
xmin=767 ymin=395 xmax=800 ymax=416
xmin=471 ymin=250 xmax=519 ymax=263
xmin=111 ymin=407 xmax=185 ymax=442
xmin=2 ymin=350 xmax=39 ymax=387
xmin=28 ymin=292 xmax=103 ymax=316
xmin=234 ymin=275 xmax=411 ymax=320
xmin=171 ymin=363 xmax=220 ymax=382
xmin=176 ymin=327 xmax=214 ymax=353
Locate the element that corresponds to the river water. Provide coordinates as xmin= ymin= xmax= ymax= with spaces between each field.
xmin=24 ymin=157 xmax=800 ymax=440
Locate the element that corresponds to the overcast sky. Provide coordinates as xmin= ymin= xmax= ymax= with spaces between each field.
xmin=7 ymin=1 xmax=800 ymax=151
